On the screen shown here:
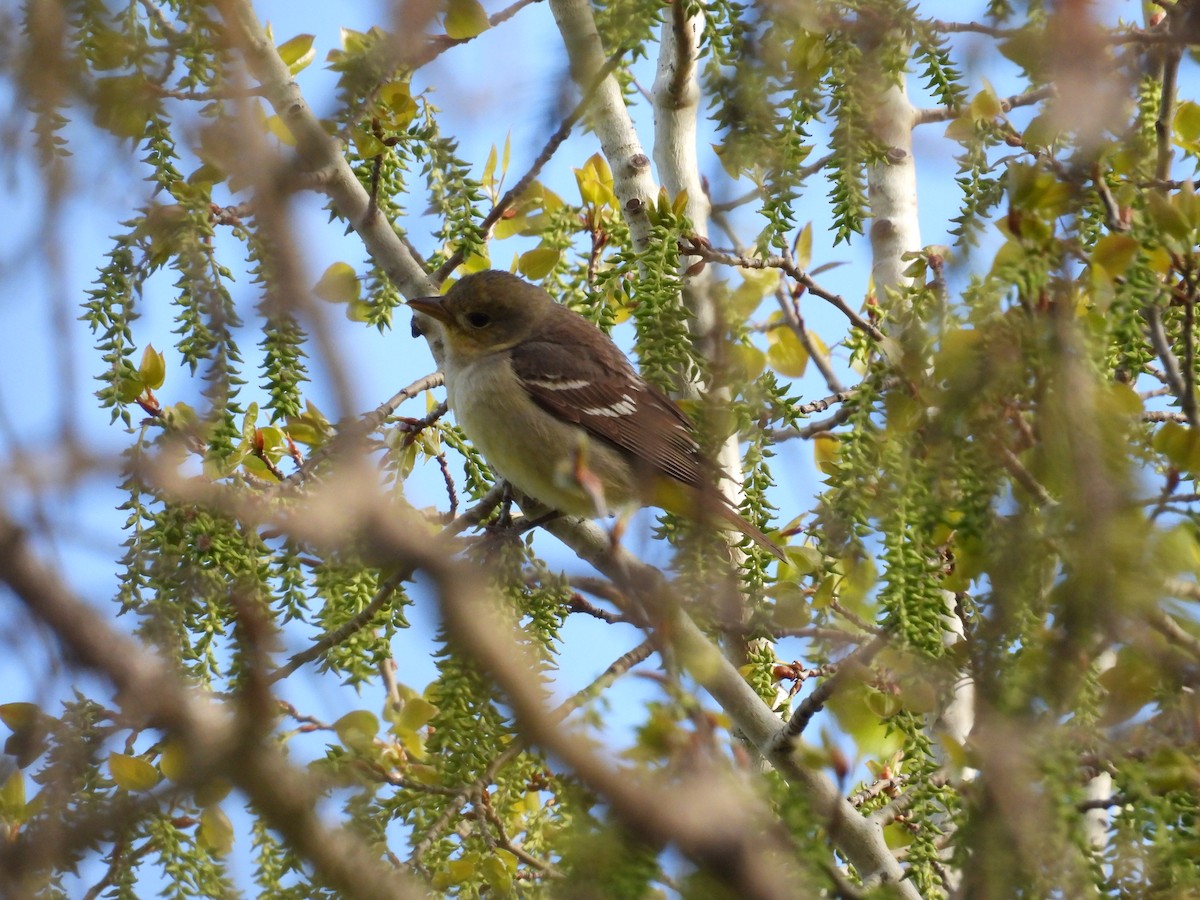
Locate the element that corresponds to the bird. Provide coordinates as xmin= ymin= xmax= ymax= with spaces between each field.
xmin=408 ymin=270 xmax=787 ymax=561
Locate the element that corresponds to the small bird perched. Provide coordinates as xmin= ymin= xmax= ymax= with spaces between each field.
xmin=409 ymin=270 xmax=786 ymax=561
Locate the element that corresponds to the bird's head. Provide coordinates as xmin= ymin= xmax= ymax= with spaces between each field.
xmin=409 ymin=270 xmax=553 ymax=356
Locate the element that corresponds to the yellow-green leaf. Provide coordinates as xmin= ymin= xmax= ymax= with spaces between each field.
xmin=728 ymin=342 xmax=766 ymax=382
xmin=350 ymin=127 xmax=388 ymax=158
xmin=813 ymin=432 xmax=839 ymax=475
xmin=109 ymin=752 xmax=160 ymax=792
xmin=728 ymin=269 xmax=780 ymax=318
xmin=0 ymin=771 xmax=25 ymax=818
xmin=195 ymin=777 xmax=232 ymax=808
xmin=943 ymin=116 xmax=978 ymax=143
xmin=335 ymin=710 xmax=380 ymax=752
xmin=263 ymin=114 xmax=296 ymax=147
xmin=379 ymin=81 xmax=417 ymax=129
xmin=0 ymin=703 xmax=39 ymax=731
xmin=160 ymin=740 xmax=187 ymax=782
xmin=397 ymin=697 xmax=438 ymax=733
xmin=1176 ymin=100 xmax=1200 ymax=144
xmin=461 ymin=250 xmax=491 ymax=274
xmin=793 ymin=223 xmax=813 ymax=270
xmin=1147 ymin=191 xmax=1191 ymax=243
xmin=518 ymin=247 xmax=560 ymax=280
xmin=574 ymin=153 xmax=615 ymax=209
xmin=968 ymin=87 xmax=1003 ymax=121
xmin=276 ymin=34 xmax=316 ymax=74
xmin=782 ymin=544 xmax=823 ymax=577
xmin=444 ymin=0 xmax=490 ymax=39
xmin=671 ymin=187 xmax=690 ymax=217
xmin=766 ymin=317 xmax=809 ymax=378
xmin=139 ymin=344 xmax=166 ymax=390
xmin=1093 ymin=233 xmax=1140 ymax=278
xmin=314 ymin=262 xmax=361 ymax=303
xmin=482 ymin=143 xmax=498 ymax=187
xmin=242 ymin=403 xmax=259 ymax=445
xmin=492 ymin=212 xmax=530 ymax=239
xmin=199 ymin=806 xmax=235 ymax=856
xmin=1153 ymin=421 xmax=1200 ymax=474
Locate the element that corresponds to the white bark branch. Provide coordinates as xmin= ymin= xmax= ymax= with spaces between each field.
xmin=548 ymin=0 xmax=657 ymax=251
xmin=866 ymin=80 xmax=921 ymax=297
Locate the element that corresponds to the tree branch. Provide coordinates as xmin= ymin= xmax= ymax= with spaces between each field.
xmin=0 ymin=508 xmax=426 ymax=900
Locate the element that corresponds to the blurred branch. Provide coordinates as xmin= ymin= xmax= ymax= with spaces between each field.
xmin=270 ymin=481 xmax=506 ymax=682
xmin=0 ymin=508 xmax=426 ymax=900
xmin=533 ymin=513 xmax=918 ymax=896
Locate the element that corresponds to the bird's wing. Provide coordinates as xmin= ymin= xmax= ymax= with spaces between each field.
xmin=508 ymin=310 xmax=705 ymax=490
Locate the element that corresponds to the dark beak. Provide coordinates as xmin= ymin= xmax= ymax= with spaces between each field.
xmin=408 ymin=296 xmax=452 ymax=324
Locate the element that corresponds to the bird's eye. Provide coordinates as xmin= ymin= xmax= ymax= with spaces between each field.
xmin=466 ymin=311 xmax=491 ymax=328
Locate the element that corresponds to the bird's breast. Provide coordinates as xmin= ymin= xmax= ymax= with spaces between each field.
xmin=444 ymin=353 xmax=636 ymax=517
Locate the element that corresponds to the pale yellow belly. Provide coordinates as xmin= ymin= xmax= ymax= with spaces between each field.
xmin=445 ymin=354 xmax=636 ymax=517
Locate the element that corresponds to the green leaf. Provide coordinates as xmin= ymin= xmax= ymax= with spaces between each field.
xmin=108 ymin=752 xmax=160 ymax=792
xmin=444 ymin=0 xmax=490 ymax=39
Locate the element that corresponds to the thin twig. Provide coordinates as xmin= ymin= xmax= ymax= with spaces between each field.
xmin=277 ymin=372 xmax=445 ymax=495
xmin=680 ymin=238 xmax=885 ymax=343
xmin=774 ymin=636 xmax=889 ymax=746
xmin=434 ymin=46 xmax=629 ymax=283
xmin=408 ymin=639 xmax=654 ymax=867
xmin=269 ymin=483 xmax=506 ymax=682
xmin=774 ymin=283 xmax=845 ymax=394
xmin=913 ymin=84 xmax=1055 ymax=126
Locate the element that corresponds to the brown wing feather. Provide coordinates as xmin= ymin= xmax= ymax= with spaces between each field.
xmin=509 ymin=305 xmax=706 ymax=490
